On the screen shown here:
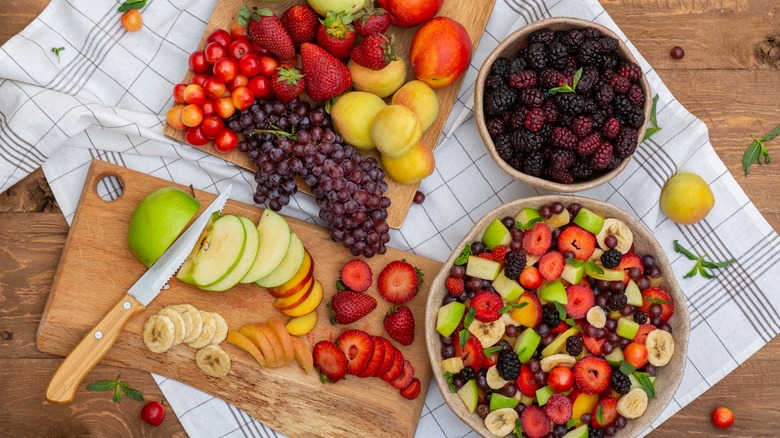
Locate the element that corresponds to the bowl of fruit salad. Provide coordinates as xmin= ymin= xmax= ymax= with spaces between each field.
xmin=425 ymin=197 xmax=689 ymax=438
xmin=475 ymin=17 xmax=652 ymax=192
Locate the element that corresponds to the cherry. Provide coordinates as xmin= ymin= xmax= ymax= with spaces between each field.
xmin=140 ymin=401 xmax=165 ymax=426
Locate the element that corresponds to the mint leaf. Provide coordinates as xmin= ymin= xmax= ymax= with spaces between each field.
xmin=499 ymin=302 xmax=528 ymax=314
xmin=516 ymin=216 xmax=543 ymax=231
xmin=701 ymin=258 xmax=736 ymax=269
xmin=336 ymin=280 xmax=346 ymax=291
xmin=514 ymin=418 xmax=523 ymax=438
xmin=584 ymin=261 xmax=604 ymax=275
xmin=444 ymin=372 xmax=458 ymax=393
xmin=548 ymin=84 xmax=575 ymax=95
xmin=673 ymin=240 xmax=698 ymax=260
xmin=761 ymin=124 xmax=780 ymax=142
xmin=633 ymin=371 xmax=655 ymax=398
xmin=118 ymin=0 xmax=146 ymax=12
xmin=674 ymin=240 xmax=735 ymax=279
xmin=619 ymin=360 xmax=636 ymax=376
xmin=51 ymin=47 xmax=65 ymax=63
xmin=596 ymin=404 xmax=605 ymax=426
xmin=743 ymin=124 xmax=780 ymax=175
xmin=553 ymin=301 xmax=567 ymax=320
xmin=459 ymin=329 xmax=469 ymax=347
xmin=88 ymin=376 xmax=143 ymax=404
xmin=566 ymin=418 xmax=578 ymax=429
xmin=642 ymin=94 xmax=662 ymax=142
xmin=683 ymin=262 xmax=699 ymax=279
xmin=572 ymin=67 xmax=583 ymax=90
xmin=564 ymin=318 xmax=582 ymax=331
xmin=565 ymin=257 xmax=584 ymax=268
xmin=113 ymin=385 xmax=122 ymax=403
xmin=455 ymin=245 xmax=472 ymax=265
xmin=644 ymin=296 xmax=672 ymax=305
xmin=642 ymin=126 xmax=661 ymax=142
xmin=120 ymin=384 xmax=144 ymax=402
xmin=699 ymin=265 xmax=714 ymax=279
xmin=484 ymin=345 xmax=504 ymax=356
xmin=463 ymin=306 xmax=476 ymax=329
xmin=87 ymin=380 xmax=117 ymax=392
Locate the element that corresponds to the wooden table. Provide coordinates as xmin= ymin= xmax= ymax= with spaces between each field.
xmin=1 ymin=1 xmax=778 ymax=436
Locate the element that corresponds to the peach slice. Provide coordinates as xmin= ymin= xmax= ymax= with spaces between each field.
xmin=286 ymin=311 xmax=318 ymax=336
xmin=227 ymin=329 xmax=267 ymax=367
xmin=240 ymin=324 xmax=279 ymax=367
xmin=290 ymin=337 xmax=314 ymax=374
xmin=256 ymin=323 xmax=286 ymax=367
xmin=268 ymin=317 xmax=295 ymax=364
xmin=270 ymin=251 xmax=313 ymax=298
xmin=282 ymin=280 xmax=323 ymax=317
xmin=273 ymin=277 xmax=314 ymax=310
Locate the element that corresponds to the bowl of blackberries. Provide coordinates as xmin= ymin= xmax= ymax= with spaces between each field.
xmin=475 ymin=18 xmax=652 ymax=192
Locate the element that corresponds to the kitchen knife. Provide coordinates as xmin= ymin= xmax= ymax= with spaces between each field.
xmin=45 ymin=185 xmax=232 ymax=404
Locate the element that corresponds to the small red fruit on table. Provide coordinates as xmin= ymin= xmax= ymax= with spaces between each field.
xmin=712 ymin=406 xmax=734 ymax=429
xmin=140 ymin=401 xmax=165 ymax=426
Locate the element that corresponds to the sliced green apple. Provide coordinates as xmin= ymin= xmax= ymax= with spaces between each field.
xmin=465 ymin=256 xmax=502 ymax=281
xmin=625 ymin=280 xmax=643 ymax=306
xmin=482 ymin=218 xmax=511 ymax=250
xmin=535 ymin=385 xmax=554 ymax=406
xmin=573 ymin=208 xmax=605 ymax=235
xmin=177 ymin=214 xmax=247 ymax=287
xmin=585 ymin=263 xmax=625 ymax=281
xmin=436 ymin=301 xmax=466 ymax=337
xmin=563 ymin=424 xmax=589 ymax=438
xmin=201 ymin=216 xmax=260 ymax=292
xmin=514 ymin=208 xmax=541 ymax=229
xmin=490 ymin=393 xmax=519 ymax=411
xmin=617 ymin=318 xmax=640 ymax=340
xmin=514 ymin=328 xmax=541 ymax=363
xmin=539 ymin=280 xmax=567 ymax=304
xmin=561 ymin=261 xmax=585 ymax=285
xmin=240 ymin=209 xmax=291 ymax=283
xmin=541 ymin=326 xmax=580 ymax=357
xmin=457 ymin=379 xmax=479 ymax=413
xmin=256 ymin=233 xmax=304 ymax=288
xmin=604 ymin=347 xmax=624 ymax=367
xmin=492 ymin=271 xmax=524 ymax=301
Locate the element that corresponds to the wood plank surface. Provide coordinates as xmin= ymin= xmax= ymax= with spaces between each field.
xmin=2 ymin=0 xmax=780 ymax=437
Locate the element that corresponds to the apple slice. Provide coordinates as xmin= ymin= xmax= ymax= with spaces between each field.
xmin=436 ymin=301 xmax=466 ymax=337
xmin=465 ymin=255 xmax=502 ymax=280
xmin=240 ymin=324 xmax=279 ymax=367
xmin=563 ymin=424 xmax=589 ymax=438
xmin=240 ymin=209 xmax=291 ymax=283
xmin=290 ymin=337 xmax=314 ymax=374
xmin=539 ymin=280 xmax=567 ymax=304
xmin=492 ymin=271 xmax=524 ymax=302
xmin=201 ymin=216 xmax=260 ymax=291
xmin=226 ymin=329 xmax=267 ymax=367
xmin=286 ymin=311 xmax=318 ymax=336
xmin=177 ymin=214 xmax=247 ymax=287
xmin=256 ymin=233 xmax=305 ymax=288
xmin=482 ymin=218 xmax=511 ymax=250
xmin=268 ymin=317 xmax=295 ymax=364
xmin=274 ymin=278 xmax=314 ymax=310
xmin=282 ymin=280 xmax=323 ymax=317
xmin=269 ymin=251 xmax=313 ymax=298
xmin=457 ymin=379 xmax=479 ymax=413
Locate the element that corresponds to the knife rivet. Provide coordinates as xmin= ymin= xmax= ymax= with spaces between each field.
xmin=123 ymin=301 xmax=131 ymax=310
xmin=95 ymin=331 xmax=103 ymax=339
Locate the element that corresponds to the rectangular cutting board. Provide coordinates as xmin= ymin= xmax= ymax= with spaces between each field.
xmin=37 ymin=159 xmax=443 ymax=437
xmin=163 ymin=0 xmax=496 ymax=229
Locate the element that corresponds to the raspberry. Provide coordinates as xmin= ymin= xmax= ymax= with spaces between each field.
xmin=486 ymin=118 xmax=507 ymax=137
xmin=571 ymin=160 xmax=594 ymax=181
xmin=601 ymin=117 xmax=620 ymax=139
xmin=590 ymin=141 xmax=613 ymax=170
xmin=540 ymin=69 xmax=566 ymax=88
xmin=520 ymin=88 xmax=546 ymax=108
xmin=547 ymin=167 xmax=574 ymax=184
xmin=551 ymin=127 xmax=578 ymax=150
xmin=525 ymin=43 xmax=548 ymax=70
xmin=561 ymin=29 xmax=585 ymax=48
xmin=610 ymin=75 xmax=630 ymax=93
xmin=618 ymin=62 xmax=642 ymax=81
xmin=509 ymin=70 xmax=538 ymax=89
xmin=577 ymin=39 xmax=601 ymax=65
xmin=546 ymin=42 xmax=569 ymax=69
xmin=484 ymin=84 xmax=518 ymax=116
xmin=615 ymin=127 xmax=639 ymax=158
xmin=576 ymin=132 xmax=602 ymax=155
xmin=445 ymin=276 xmax=464 ymax=296
xmin=524 ymin=107 xmax=547 ymax=133
xmin=521 ymin=151 xmax=545 ymax=177
xmin=510 ymin=107 xmax=530 ymax=130
xmin=599 ymin=37 xmax=618 ymax=52
xmin=529 ymin=28 xmax=556 ymax=44
xmin=571 ymin=116 xmax=593 ymax=138
xmin=549 ymin=149 xmax=576 ymax=170
xmin=490 ymin=57 xmax=511 ymax=78
xmin=492 ymin=245 xmax=508 ymax=265
xmin=485 ymin=74 xmax=504 ymax=90
xmin=627 ymin=84 xmax=645 ymax=106
xmin=556 ymin=94 xmax=586 ymax=115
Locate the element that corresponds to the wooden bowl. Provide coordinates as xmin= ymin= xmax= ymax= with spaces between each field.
xmin=425 ymin=196 xmax=689 ymax=437
xmin=474 ymin=17 xmax=653 ymax=192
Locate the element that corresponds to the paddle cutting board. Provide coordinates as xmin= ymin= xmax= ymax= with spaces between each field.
xmin=37 ymin=160 xmax=443 ymax=437
xmin=163 ymin=0 xmax=496 ymax=229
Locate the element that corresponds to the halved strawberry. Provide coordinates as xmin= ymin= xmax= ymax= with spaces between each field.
xmin=313 ymin=340 xmax=348 ymax=383
xmin=381 ymin=347 xmax=405 ymax=382
xmin=583 ymin=333 xmax=607 ymax=355
xmin=470 ymin=291 xmax=503 ymax=322
xmin=492 ymin=244 xmax=508 ymax=265
xmin=522 ymin=222 xmax=553 ymax=256
xmin=639 ymin=287 xmax=675 ymax=323
xmin=550 ymin=321 xmax=570 ymax=335
xmin=336 ymin=330 xmax=374 ymax=375
xmin=445 ymin=276 xmax=465 ymax=296
xmin=617 ymin=252 xmax=643 ymax=284
xmin=544 ymin=393 xmax=573 ymax=425
xmin=538 ymin=251 xmax=565 ymax=280
xmin=477 ymin=252 xmax=496 ymax=261
xmin=565 ymin=285 xmax=595 ymax=319
xmin=517 ymin=363 xmax=541 ymax=397
xmin=455 ymin=335 xmax=484 ymax=371
xmin=375 ymin=338 xmax=397 ymax=377
xmin=520 ymin=405 xmax=551 ymax=438
xmin=573 ymin=356 xmax=611 ymax=395
xmin=377 ymin=260 xmax=421 ymax=304
xmin=340 ymin=259 xmax=372 ymax=292
xmin=557 ymin=225 xmax=596 ymax=260
xmin=390 ymin=360 xmax=415 ymax=389
xmin=357 ymin=335 xmax=385 ymax=377
xmin=591 ymin=397 xmax=619 ymax=428
xmin=400 ymin=377 xmax=421 ymax=400
xmin=633 ymin=324 xmax=657 ymax=344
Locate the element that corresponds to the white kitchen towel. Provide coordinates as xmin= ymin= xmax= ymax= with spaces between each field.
xmin=1 ymin=0 xmax=777 ymax=437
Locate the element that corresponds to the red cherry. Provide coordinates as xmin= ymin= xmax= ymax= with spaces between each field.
xmin=188 ymin=51 xmax=209 ymax=73
xmin=214 ymin=128 xmax=239 ymax=153
xmin=140 ymin=401 xmax=165 ymax=426
xmin=184 ymin=125 xmax=209 ymax=147
xmin=712 ymin=407 xmax=734 ymax=429
xmin=204 ymin=42 xmax=227 ymax=65
xmin=247 ymin=76 xmax=272 ymax=100
xmin=207 ymin=29 xmax=232 ymax=47
xmin=200 ymin=114 xmax=224 ymax=139
xmin=228 ymin=40 xmax=252 ymax=59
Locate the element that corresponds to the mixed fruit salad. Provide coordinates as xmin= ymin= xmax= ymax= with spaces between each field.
xmin=435 ymin=202 xmax=676 ymax=437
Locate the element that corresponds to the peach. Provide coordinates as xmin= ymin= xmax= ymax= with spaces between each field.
xmin=268 ymin=318 xmax=295 ymax=364
xmin=377 ymin=0 xmax=444 ymax=28
xmin=240 ymin=324 xmax=279 ymax=367
xmin=290 ymin=337 xmax=314 ymax=374
xmin=370 ymin=105 xmax=422 ymax=158
xmin=331 ymin=91 xmax=387 ymax=150
xmin=286 ymin=312 xmax=318 ymax=336
xmin=274 ymin=279 xmax=314 ymax=310
xmin=391 ymin=80 xmax=439 ymax=131
xmin=409 ymin=17 xmax=472 ymax=89
xmin=381 ymin=141 xmax=435 ymax=185
xmin=659 ymin=172 xmax=714 ymax=224
xmin=348 ymin=59 xmax=406 ymax=98
xmin=282 ymin=280 xmax=323 ymax=317
xmin=256 ymin=323 xmax=287 ymax=367
xmin=227 ymin=329 xmax=267 ymax=367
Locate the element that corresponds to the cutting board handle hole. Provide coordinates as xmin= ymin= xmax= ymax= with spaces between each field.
xmin=95 ymin=174 xmax=124 ymax=202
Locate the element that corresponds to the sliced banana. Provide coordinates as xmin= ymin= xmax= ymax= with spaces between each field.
xmin=171 ymin=304 xmax=203 ymax=343
xmin=195 ymin=345 xmax=231 ymax=378
xmin=645 ymin=329 xmax=675 ymax=366
xmin=616 ymin=388 xmax=648 ymax=419
xmin=188 ymin=310 xmax=217 ymax=349
xmin=210 ymin=312 xmax=228 ymax=345
xmin=484 ymin=408 xmax=519 ymax=436
xmin=168 ymin=305 xmax=193 ymax=340
xmin=540 ymin=354 xmax=577 ymax=373
xmin=143 ymin=314 xmax=175 ymax=353
xmin=586 ymin=306 xmax=607 ymax=329
xmin=157 ymin=307 xmax=186 ymax=345
xmin=486 ymin=365 xmax=509 ymax=390
xmin=596 ymin=218 xmax=633 ymax=253
xmin=468 ymin=318 xmax=505 ymax=348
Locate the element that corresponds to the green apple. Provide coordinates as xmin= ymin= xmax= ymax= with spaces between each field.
xmin=256 ymin=233 xmax=304 ymax=288
xmin=604 ymin=347 xmax=624 ymax=367
xmin=490 ymin=393 xmax=519 ymax=411
xmin=514 ymin=328 xmax=541 ymax=363
xmin=518 ymin=393 xmax=535 ymax=406
xmin=201 ymin=216 xmax=259 ymax=292
xmin=457 ymin=379 xmax=479 ymax=413
xmin=436 ymin=301 xmax=466 ymax=337
xmin=492 ymin=271 xmax=524 ymax=301
xmin=585 ymin=263 xmax=625 ymax=281
xmin=545 ymin=209 xmax=570 ymax=229
xmin=535 ymin=385 xmax=554 ymax=406
xmin=539 ymin=280 xmax=567 ymax=304
xmin=541 ymin=326 xmax=579 ymax=357
xmin=127 ymin=187 xmax=201 ymax=268
xmin=176 ymin=214 xmax=247 ymax=287
xmin=482 ymin=218 xmax=511 ymax=250
xmin=514 ymin=208 xmax=541 ymax=228
xmin=441 ymin=357 xmax=464 ymax=374
xmin=563 ymin=424 xmax=589 ymax=438
xmin=625 ymin=280 xmax=643 ymax=306
xmin=629 ymin=373 xmax=655 ymax=392
xmin=240 ymin=209 xmax=291 ymax=283
xmin=465 ymin=256 xmax=502 ymax=281
xmin=573 ymin=208 xmax=605 ymax=235
xmin=307 ymin=0 xmax=364 ymax=16
xmin=561 ymin=261 xmax=584 ymax=285
xmin=616 ymin=318 xmax=640 ymax=340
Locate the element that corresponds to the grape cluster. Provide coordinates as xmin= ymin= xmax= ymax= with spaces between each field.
xmin=230 ymin=98 xmax=391 ymax=257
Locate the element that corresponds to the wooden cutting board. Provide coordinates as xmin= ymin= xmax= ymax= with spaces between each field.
xmin=163 ymin=0 xmax=496 ymax=229
xmin=37 ymin=160 xmax=443 ymax=437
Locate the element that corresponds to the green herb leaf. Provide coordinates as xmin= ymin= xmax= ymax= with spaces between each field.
xmin=673 ymin=240 xmax=698 ymax=261
xmin=743 ymin=125 xmax=780 ymax=175
xmin=571 ymin=67 xmax=583 ymax=90
xmin=761 ymin=124 xmax=780 ymax=142
xmin=700 ymin=258 xmax=736 ymax=269
xmin=118 ymin=0 xmax=147 ymax=12
xmin=459 ymin=329 xmax=469 ymax=347
xmin=499 ymin=302 xmax=528 ymax=314
xmin=619 ymin=360 xmax=636 ymax=376
xmin=683 ymin=262 xmax=699 ymax=278
xmin=87 ymin=380 xmax=118 ymax=392
xmin=564 ymin=318 xmax=582 ymax=331
xmin=516 ymin=216 xmax=543 ymax=231
xmin=633 ymin=371 xmax=656 ymax=398
xmin=699 ymin=265 xmax=714 ymax=279
xmin=642 ymin=126 xmax=662 ymax=142
xmin=644 ymin=296 xmax=672 ymax=305
xmin=650 ymin=94 xmax=659 ymax=126
xmin=548 ymin=83 xmax=575 ymax=95
xmin=584 ymin=261 xmax=604 ymax=275
xmin=565 ymin=257 xmax=584 ymax=268
xmin=674 ymin=240 xmax=736 ymax=279
xmin=514 ymin=418 xmax=523 ymax=438
xmin=113 ymin=385 xmax=122 ymax=403
xmin=553 ymin=301 xmax=567 ymax=320
xmin=484 ymin=345 xmax=504 ymax=357
xmin=336 ymin=280 xmax=346 ymax=291
xmin=566 ymin=418 xmax=578 ymax=429
xmin=51 ymin=47 xmax=65 ymax=63
xmin=455 ymin=245 xmax=473 ymax=265
xmin=596 ymin=403 xmax=605 ymax=426
xmin=444 ymin=371 xmax=458 ymax=393
xmin=463 ymin=307 xmax=476 ymax=329
xmin=415 ymin=267 xmax=424 ymax=286
xmin=642 ymin=94 xmax=662 ymax=142
xmin=120 ymin=383 xmax=144 ymax=402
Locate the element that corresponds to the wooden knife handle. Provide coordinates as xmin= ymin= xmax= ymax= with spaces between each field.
xmin=46 ymin=293 xmax=146 ymax=404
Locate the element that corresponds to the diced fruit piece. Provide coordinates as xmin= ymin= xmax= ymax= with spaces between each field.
xmin=544 ymin=393 xmax=573 ymax=424
xmin=514 ymin=328 xmax=541 ymax=363
xmin=539 ymin=279 xmax=567 ymax=304
xmin=390 ymin=359 xmax=415 ymax=389
xmin=436 ymin=301 xmax=466 ymax=337
xmin=226 ymin=329 xmax=267 ymax=367
xmin=268 ymin=317 xmax=295 ymax=363
xmin=340 ymin=259 xmax=373 ymax=292
xmin=573 ymin=208 xmax=605 ymax=235
xmin=545 ymin=209 xmax=570 ymax=229
xmin=617 ymin=252 xmax=643 ymax=284
xmin=313 ymin=340 xmax=348 ymax=383
xmin=628 ymin=373 xmax=656 ymax=392
xmin=583 ymin=334 xmax=607 ymax=356
xmin=456 ymin=335 xmax=484 ymax=370
xmin=482 ymin=218 xmax=512 ymax=250
xmin=329 ymin=290 xmax=377 ymax=325
xmin=591 ymin=397 xmax=618 ymax=428
xmin=492 ymin=272 xmax=524 ymax=302
xmin=560 ymin=261 xmax=584 ymax=285
xmin=604 ymin=347 xmax=624 ymax=367
xmin=515 ymin=208 xmax=542 ymax=229
xmin=378 ymin=260 xmax=421 ymax=304
xmin=522 ymin=222 xmax=553 ymax=256
xmin=520 ymin=405 xmax=551 ymax=438
xmin=468 ymin=318 xmax=505 ymax=348
xmin=290 ymin=337 xmax=314 ymax=373
xmin=510 ymin=291 xmax=543 ymax=328
xmin=562 ymin=424 xmax=589 ymax=438
xmin=286 ymin=311 xmax=318 ymax=336
xmin=465 ymin=256 xmax=502 ymax=281
xmin=282 ymin=280 xmax=324 ymax=317
xmin=541 ymin=326 xmax=579 ymax=357
xmin=538 ymin=251 xmax=565 ymax=281
xmin=269 ymin=251 xmax=313 ymax=298
xmin=441 ymin=357 xmax=464 ymax=374
xmin=256 ymin=323 xmax=286 ymax=366
xmin=490 ymin=393 xmax=519 ymax=411
xmin=337 ymin=329 xmax=374 ymax=375
xmin=639 ymin=287 xmax=675 ymax=323
xmin=616 ymin=317 xmax=640 ymax=340
xmin=557 ymin=225 xmax=596 ymax=261
xmin=457 ymin=379 xmax=479 ymax=413
xmin=570 ymin=391 xmax=600 ymax=427
xmin=565 ymin=285 xmax=595 ymax=319
xmin=358 ymin=335 xmax=386 ymax=378
xmin=383 ymin=305 xmax=415 ymax=346
xmin=177 ymin=214 xmax=247 ymax=287
xmin=400 ymin=377 xmax=421 ymax=399
xmin=240 ymin=209 xmax=291 ymax=283
xmin=633 ymin=324 xmax=656 ymax=344
xmin=256 ymin=233 xmax=305 ymax=288
xmin=535 ymin=385 xmax=554 ymax=406
xmin=520 ymin=266 xmax=544 ymax=289
xmin=517 ymin=364 xmax=541 ymax=397
xmin=470 ymin=291 xmax=504 ymax=322
xmin=625 ymin=280 xmax=643 ymax=306
xmin=573 ymin=357 xmax=611 ymax=395
xmin=585 ymin=264 xmax=625 ymax=281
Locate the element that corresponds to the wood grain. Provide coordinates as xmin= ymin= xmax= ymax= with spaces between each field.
xmin=162 ymin=0 xmax=496 ymax=229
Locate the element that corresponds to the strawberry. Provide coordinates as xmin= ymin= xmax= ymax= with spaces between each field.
xmin=337 ymin=329 xmax=375 ymax=375
xmin=538 ymin=250 xmax=565 ymax=280
xmin=517 ymin=364 xmax=541 ymax=397
xmin=520 ymin=405 xmax=551 ymax=438
xmin=573 ymin=356 xmax=611 ymax=395
xmin=383 ymin=306 xmax=415 ymax=346
xmin=470 ymin=291 xmax=503 ymax=322
xmin=400 ymin=377 xmax=421 ymax=399
xmin=280 ymin=4 xmax=319 ymax=50
xmin=583 ymin=333 xmax=607 ymax=355
xmin=445 ymin=276 xmax=464 ymax=297
xmin=328 ymin=290 xmax=377 ymax=325
xmin=390 ymin=359 xmax=415 ymax=389
xmin=300 ymin=42 xmax=352 ymax=102
xmin=591 ymin=397 xmax=619 ymax=428
xmin=316 ymin=11 xmax=357 ymax=60
xmin=353 ymin=2 xmax=390 ymax=36
xmin=455 ymin=335 xmax=483 ymax=371
xmin=550 ymin=320 xmax=570 ymax=335
xmin=340 ymin=259 xmax=373 ymax=292
xmin=544 ymin=393 xmax=573 ymax=425
xmin=238 ymin=6 xmax=296 ymax=63
xmin=477 ymin=252 xmax=496 ymax=261
xmin=565 ymin=284 xmax=595 ymax=319
xmin=270 ymin=64 xmax=305 ymax=103
xmin=381 ymin=347 xmax=405 ymax=382
xmin=312 ymin=340 xmax=348 ymax=383
xmin=639 ymin=287 xmax=675 ymax=323
xmin=557 ymin=224 xmax=596 ymax=260
xmin=633 ymin=323 xmax=657 ymax=344
xmin=491 ymin=245 xmax=508 ymax=265
xmin=374 ymin=337 xmax=397 ymax=377
xmin=350 ymin=33 xmax=398 ymax=70
xmin=617 ymin=252 xmax=644 ymax=284
xmin=522 ymin=222 xmax=553 ymax=256
xmin=357 ymin=335 xmax=385 ymax=377
xmin=377 ymin=260 xmax=421 ymax=304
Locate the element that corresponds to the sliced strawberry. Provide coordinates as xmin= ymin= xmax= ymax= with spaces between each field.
xmin=470 ymin=290 xmax=504 ymax=322
xmin=573 ymin=356 xmax=611 ymax=395
xmin=583 ymin=333 xmax=607 ymax=355
xmin=617 ymin=252 xmax=643 ymax=284
xmin=557 ymin=224 xmax=596 ymax=260
xmin=381 ymin=347 xmax=405 ymax=382
xmin=550 ymin=320 xmax=570 ymax=335
xmin=445 ymin=276 xmax=465 ymax=296
xmin=565 ymin=285 xmax=595 ymax=319
xmin=390 ymin=359 xmax=415 ymax=389
xmin=374 ymin=337 xmax=396 ymax=377
xmin=357 ymin=336 xmax=385 ymax=377
xmin=522 ymin=222 xmax=553 ymax=256
xmin=538 ymin=251 xmax=565 ymax=280
xmin=591 ymin=397 xmax=619 ymax=428
xmin=455 ymin=335 xmax=484 ymax=371
xmin=336 ymin=330 xmax=374 ymax=376
xmin=477 ymin=252 xmax=496 ymax=261
xmin=633 ymin=324 xmax=657 ymax=344
xmin=544 ymin=393 xmax=573 ymax=425
xmin=483 ymin=348 xmax=499 ymax=368
xmin=340 ymin=259 xmax=373 ymax=292
xmin=520 ymin=405 xmax=551 ymax=438
xmin=377 ymin=260 xmax=421 ymax=304
xmin=517 ymin=363 xmax=541 ymax=397
xmin=492 ymin=244 xmax=508 ymax=265
xmin=639 ymin=287 xmax=675 ymax=323
xmin=312 ymin=340 xmax=347 ymax=383
xmin=400 ymin=377 xmax=421 ymax=400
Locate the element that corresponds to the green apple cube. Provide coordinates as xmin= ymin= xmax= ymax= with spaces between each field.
xmin=585 ymin=264 xmax=625 ymax=281
xmin=541 ymin=326 xmax=580 ymax=357
xmin=625 ymin=280 xmax=643 ymax=306
xmin=616 ymin=317 xmax=640 ymax=340
xmin=561 ymin=261 xmax=585 ymax=285
xmin=492 ymin=271 xmax=524 ymax=301
xmin=436 ymin=301 xmax=467 ymax=337
xmin=604 ymin=347 xmax=624 ymax=367
xmin=490 ymin=393 xmax=519 ymax=411
xmin=539 ymin=280 xmax=568 ymax=304
xmin=457 ymin=379 xmax=479 ymax=413
xmin=466 ymin=256 xmax=502 ymax=281
xmin=514 ymin=328 xmax=541 ymax=363
xmin=482 ymin=218 xmax=512 ymax=250
xmin=514 ymin=208 xmax=542 ymax=229
xmin=545 ymin=209 xmax=571 ymax=229
xmin=563 ymin=424 xmax=589 ymax=438
xmin=573 ymin=208 xmax=605 ymax=235
xmin=535 ymin=385 xmax=555 ymax=406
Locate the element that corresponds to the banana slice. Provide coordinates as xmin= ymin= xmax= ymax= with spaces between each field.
xmin=468 ymin=318 xmax=505 ymax=348
xmin=596 ymin=218 xmax=634 ymax=253
xmin=586 ymin=306 xmax=607 ymax=329
xmin=188 ymin=310 xmax=216 ymax=349
xmin=616 ymin=388 xmax=648 ymax=419
xmin=171 ymin=304 xmax=203 ymax=344
xmin=645 ymin=329 xmax=675 ymax=366
xmin=210 ymin=312 xmax=228 ymax=345
xmin=157 ymin=307 xmax=186 ymax=345
xmin=484 ymin=408 xmax=519 ymax=436
xmin=167 ymin=305 xmax=193 ymax=340
xmin=143 ymin=314 xmax=175 ymax=353
xmin=195 ymin=345 xmax=231 ymax=378
xmin=540 ymin=354 xmax=577 ymax=373
xmin=486 ymin=365 xmax=509 ymax=390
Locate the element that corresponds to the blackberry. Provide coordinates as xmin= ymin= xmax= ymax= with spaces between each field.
xmin=521 ymin=151 xmax=545 ymax=177
xmin=551 ymin=127 xmax=578 ymax=150
xmin=566 ymin=336 xmax=584 ymax=356
xmin=497 ymin=349 xmax=522 ymax=380
xmin=549 ymin=149 xmax=576 ymax=169
xmin=576 ymin=132 xmax=601 ymax=155
xmin=508 ymin=153 xmax=524 ymax=171
xmin=583 ymin=99 xmax=598 ymax=115
xmin=590 ymin=141 xmax=613 ymax=170
xmin=543 ymin=100 xmax=559 ymax=123
xmin=485 ymin=74 xmax=504 ymax=90
xmin=509 ymin=70 xmax=537 ymax=89
xmin=460 ymin=366 xmax=476 ymax=381
xmin=510 ymin=107 xmax=530 ymax=130
xmin=547 ymin=167 xmax=574 ymax=184
xmin=513 ymin=130 xmax=543 ymax=153
xmin=601 ymin=117 xmax=620 ymax=139
xmin=577 ymin=39 xmax=601 ymax=66
xmin=486 ymin=118 xmax=507 ymax=137
xmin=600 ymin=51 xmax=620 ymax=70
xmin=546 ymin=42 xmax=569 ymax=69
xmin=539 ymin=123 xmax=554 ymax=142
xmin=598 ymin=37 xmax=619 ymax=53
xmin=575 ymin=67 xmax=599 ymax=94
xmin=520 ymin=88 xmax=546 ymax=108
xmin=601 ymin=249 xmax=622 ymax=268
xmin=612 ymin=95 xmax=633 ymax=118
xmin=494 ymin=133 xmax=514 ymax=161
xmin=484 ymin=84 xmax=518 ymax=116
xmin=524 ymin=108 xmax=547 ymax=133
xmin=571 ymin=116 xmax=593 ymax=138
xmin=490 ymin=57 xmax=511 ymax=78
xmin=608 ymin=293 xmax=628 ymax=311
xmin=556 ymin=94 xmax=586 ymax=115
xmin=591 ymin=109 xmax=611 ymax=128
xmin=563 ymin=56 xmax=579 ymax=77
xmin=504 ymin=250 xmax=527 ymax=279
xmin=583 ymin=27 xmax=602 ymax=39
xmin=508 ymin=57 xmax=528 ymax=75
xmin=588 ymin=428 xmax=604 ymax=438
xmin=559 ymin=114 xmax=575 ymax=128
xmin=571 ymin=160 xmax=594 ymax=181
xmin=610 ymin=75 xmax=630 ymax=94
xmin=615 ymin=127 xmax=639 ymax=158
xmin=627 ymin=84 xmax=645 ymax=106
xmin=606 ymin=156 xmax=623 ymax=170
xmin=542 ymin=304 xmax=561 ymax=328
xmin=540 ymin=69 xmax=566 ymax=88
xmin=625 ymin=105 xmax=645 ymax=129
xmin=529 ymin=28 xmax=556 ymax=44
xmin=618 ymin=62 xmax=642 ymax=81
xmin=561 ymin=29 xmax=585 ymax=48
xmin=634 ymin=310 xmax=648 ymax=324
xmin=525 ymin=43 xmax=548 ymax=70
xmin=611 ymin=370 xmax=631 ymax=394
xmin=594 ymin=83 xmax=615 ymax=107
